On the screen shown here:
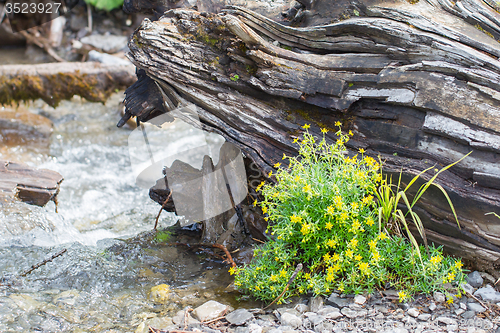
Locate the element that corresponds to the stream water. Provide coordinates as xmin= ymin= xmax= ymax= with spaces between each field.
xmin=0 ymin=93 xmax=251 ymax=332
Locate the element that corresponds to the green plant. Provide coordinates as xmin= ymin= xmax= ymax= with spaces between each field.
xmin=230 ymin=74 xmax=240 ymax=82
xmin=233 ymin=124 xmax=466 ymax=303
xmin=374 ymin=152 xmax=470 ymax=266
xmin=85 ymin=0 xmax=123 ymax=11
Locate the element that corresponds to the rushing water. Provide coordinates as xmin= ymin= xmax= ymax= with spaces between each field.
xmin=0 ymin=93 xmax=250 ymax=332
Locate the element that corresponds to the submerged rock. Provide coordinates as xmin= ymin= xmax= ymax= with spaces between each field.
xmin=149 ymin=284 xmax=171 ymax=303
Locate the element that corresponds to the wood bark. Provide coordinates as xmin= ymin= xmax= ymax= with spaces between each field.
xmin=125 ymin=0 xmax=500 ymax=263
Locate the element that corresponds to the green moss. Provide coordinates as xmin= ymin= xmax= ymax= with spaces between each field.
xmin=475 ymin=24 xmax=496 ymax=39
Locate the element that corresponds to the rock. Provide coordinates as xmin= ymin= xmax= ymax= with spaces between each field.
xmin=436 ymin=316 xmax=456 ymax=325
xmin=354 ymin=295 xmax=366 ymax=305
xmin=474 ymin=285 xmax=500 ymax=302
xmin=225 ymin=309 xmax=254 ymax=326
xmin=417 ymin=313 xmax=431 ymax=321
xmin=462 ymin=310 xmax=476 ymax=319
xmin=9 ymin=294 xmax=43 ymax=312
xmin=340 ymin=307 xmax=367 ymax=318
xmin=407 ymin=308 xmax=419 ymax=318
xmin=381 ymin=329 xmax=408 ymax=333
xmin=88 ymin=50 xmax=132 ymax=66
xmin=294 ymin=303 xmax=308 ymax=313
xmin=326 ymin=295 xmax=351 ymax=308
xmin=53 ymin=290 xmax=80 ymax=306
xmin=455 ymin=308 xmax=465 ymax=316
xmin=172 ymin=310 xmax=200 ymax=326
xmin=80 ymin=34 xmax=128 ymax=54
xmin=0 ymin=108 xmax=53 ymax=146
xmin=308 ymin=296 xmax=323 ymax=312
xmin=279 ymin=313 xmax=302 ymax=329
xmin=149 ymin=284 xmax=171 ymax=303
xmin=461 ymin=283 xmax=475 ymax=295
xmin=433 ymin=291 xmax=446 ymax=303
xmin=317 ymin=306 xmax=342 ymax=319
xmin=248 ymin=324 xmax=262 ymax=333
xmin=467 ymin=302 xmax=486 ymax=312
xmin=429 ymin=302 xmax=437 ymax=311
xmin=192 ymin=300 xmax=230 ymax=322
xmin=303 ymin=312 xmax=325 ymax=326
xmin=467 ymin=271 xmax=484 ymax=288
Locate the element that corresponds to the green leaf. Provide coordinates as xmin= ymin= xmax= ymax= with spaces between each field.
xmin=85 ymin=0 xmax=124 ymax=11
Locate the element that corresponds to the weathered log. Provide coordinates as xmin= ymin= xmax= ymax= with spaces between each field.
xmin=0 ymin=161 xmax=63 ymax=206
xmin=0 ymin=62 xmax=136 ymax=107
xmin=125 ymin=0 xmax=500 ymax=263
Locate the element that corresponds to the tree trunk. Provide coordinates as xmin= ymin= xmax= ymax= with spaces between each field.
xmin=124 ymin=0 xmax=500 ymax=264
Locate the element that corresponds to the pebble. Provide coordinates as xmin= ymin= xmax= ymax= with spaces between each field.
xmin=354 ymin=295 xmax=366 ymax=305
xmin=467 ymin=302 xmax=486 ymax=312
xmin=280 ymin=313 xmax=302 ymax=329
xmin=467 ymin=271 xmax=484 ymax=288
xmin=149 ymin=284 xmax=171 ymax=303
xmin=192 ymin=300 xmax=230 ymax=322
xmin=433 ymin=291 xmax=446 ymax=303
xmin=417 ymin=313 xmax=431 ymax=321
xmin=226 ymin=309 xmax=254 ymax=326
xmin=429 ymin=302 xmax=437 ymax=311
xmin=325 ymin=295 xmax=351 ymax=308
xmin=407 ymin=308 xmax=419 ymax=317
xmin=474 ymin=285 xmax=500 ymax=302
xmin=308 ymin=296 xmax=323 ymax=312
xmin=340 ymin=307 xmax=367 ymax=318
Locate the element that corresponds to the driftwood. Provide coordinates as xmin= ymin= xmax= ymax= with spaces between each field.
xmin=0 ymin=62 xmax=136 ymax=107
xmin=124 ymin=0 xmax=500 ymax=263
xmin=0 ymin=161 xmax=63 ymax=206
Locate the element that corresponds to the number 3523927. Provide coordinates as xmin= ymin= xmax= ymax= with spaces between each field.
xmin=5 ymin=2 xmax=62 ymax=14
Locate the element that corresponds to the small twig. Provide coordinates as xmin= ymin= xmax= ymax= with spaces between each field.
xmin=183 ymin=307 xmax=193 ymax=330
xmin=202 ymin=315 xmax=226 ymax=325
xmin=19 ymin=30 xmax=65 ymax=62
xmin=211 ymin=243 xmax=236 ymax=268
xmin=154 ymin=190 xmax=172 ymax=230
xmin=252 ymin=237 xmax=265 ymax=244
xmin=263 ymin=263 xmax=302 ymax=310
xmin=465 ymin=291 xmax=493 ymax=315
xmin=20 ymin=249 xmax=67 ymax=277
xmin=148 ymin=325 xmax=159 ymax=333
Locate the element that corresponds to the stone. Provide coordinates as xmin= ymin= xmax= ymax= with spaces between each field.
xmin=317 ymin=306 xmax=342 ymax=319
xmin=192 ymin=301 xmax=230 ymax=322
xmin=461 ymin=283 xmax=474 ymax=295
xmin=407 ymin=308 xmax=419 ymax=318
xmin=429 ymin=302 xmax=437 ymax=311
xmin=340 ymin=307 xmax=367 ymax=318
xmin=326 ymin=295 xmax=351 ymax=308
xmin=354 ymin=295 xmax=366 ymax=305
xmin=88 ymin=50 xmax=132 ymax=66
xmin=294 ymin=303 xmax=308 ymax=313
xmin=149 ymin=284 xmax=171 ymax=303
xmin=455 ymin=308 xmax=465 ymax=316
xmin=53 ymin=290 xmax=79 ymax=306
xmin=436 ymin=316 xmax=456 ymax=325
xmin=461 ymin=310 xmax=476 ymax=319
xmin=433 ymin=291 xmax=446 ymax=303
xmin=308 ymin=296 xmax=324 ymax=312
xmin=226 ymin=309 xmax=254 ymax=326
xmin=172 ymin=310 xmax=200 ymax=326
xmin=467 ymin=271 xmax=484 ymax=288
xmin=417 ymin=313 xmax=431 ymax=321
xmin=303 ymin=312 xmax=325 ymax=326
xmin=280 ymin=313 xmax=302 ymax=329
xmin=381 ymin=329 xmax=408 ymax=333
xmin=474 ymin=285 xmax=500 ymax=302
xmin=467 ymin=302 xmax=486 ymax=312
xmin=248 ymin=324 xmax=263 ymax=333
xmin=80 ymin=34 xmax=128 ymax=54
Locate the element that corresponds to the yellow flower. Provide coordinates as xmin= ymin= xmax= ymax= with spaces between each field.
xmin=325 ymin=222 xmax=333 ymax=230
xmin=336 ymin=139 xmax=344 ymax=146
xmin=293 ymin=138 xmax=299 ymax=143
xmin=340 ymin=212 xmax=349 ymax=221
xmin=282 ymin=153 xmax=286 ymax=160
xmin=355 ymin=255 xmax=362 ymax=261
xmin=228 ymin=267 xmax=236 ymax=275
xmin=290 ymin=214 xmax=302 ymax=223
xmin=303 ymin=184 xmax=312 ymax=193
xmin=301 ymin=223 xmax=311 ymax=235
xmin=273 ymin=162 xmax=281 ymax=168
xmin=447 ymin=298 xmax=454 ymax=304
xmin=262 ymin=206 xmax=268 ymax=214
xmin=378 ymin=232 xmax=388 ymax=241
xmin=335 ymin=121 xmax=341 ymax=127
xmin=454 ymin=260 xmax=463 ymax=270
xmin=447 ymin=272 xmax=456 ymax=282
xmin=351 ymin=202 xmax=359 ymax=210
xmin=323 ymin=253 xmax=331 ymax=262
xmin=359 ymin=148 xmax=365 ymax=154
xmin=280 ymin=269 xmax=287 ymax=277
xmin=327 ymin=239 xmax=337 ymax=248
xmin=398 ymin=290 xmax=408 ymax=302
xmin=294 ymin=175 xmax=300 ymax=182
xmin=256 ymin=181 xmax=265 ymax=192
xmin=430 ymin=256 xmax=442 ymax=265
xmin=270 ymin=274 xmax=278 ymax=282
xmin=332 ymin=253 xmax=341 ymax=262
xmin=333 ymin=196 xmax=343 ymax=209
xmin=302 ymin=124 xmax=311 ymax=129
xmin=349 ymin=130 xmax=353 ymax=136
xmin=358 ymin=262 xmax=370 ymax=274
xmin=268 ymin=171 xmax=273 ymax=177
xmin=371 ymin=251 xmax=381 ymax=262
xmin=326 ymin=205 xmax=335 ymax=216
xmin=349 ymin=239 xmax=358 ymax=248
xmin=368 ymin=239 xmax=377 ymax=249
xmin=253 ymin=199 xmax=257 ymax=207
xmin=321 ymin=128 xmax=329 ymax=133
xmin=345 ymin=249 xmax=354 ymax=259
xmin=362 ymin=195 xmax=373 ymax=205
xmin=303 ymin=272 xmax=311 ymax=280
xmin=366 ymin=216 xmax=375 ymax=226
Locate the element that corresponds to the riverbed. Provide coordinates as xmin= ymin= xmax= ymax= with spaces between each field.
xmin=0 ymin=92 xmax=249 ymax=332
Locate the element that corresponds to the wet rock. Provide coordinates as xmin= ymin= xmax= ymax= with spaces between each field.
xmin=226 ymin=309 xmax=254 ymax=326
xmin=354 ymin=295 xmax=366 ymax=305
xmin=172 ymin=310 xmax=200 ymax=326
xmin=0 ymin=108 xmax=53 ymax=146
xmin=407 ymin=308 xmax=419 ymax=318
xmin=80 ymin=34 xmax=128 ymax=54
xmin=9 ymin=294 xmax=43 ymax=312
xmin=474 ymin=285 xmax=500 ymax=302
xmin=192 ymin=300 xmax=230 ymax=322
xmin=467 ymin=271 xmax=484 ymax=288
xmin=53 ymin=290 xmax=80 ymax=306
xmin=279 ymin=313 xmax=302 ymax=329
xmin=467 ymin=303 xmax=486 ymax=312
xmin=149 ymin=284 xmax=171 ymax=303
